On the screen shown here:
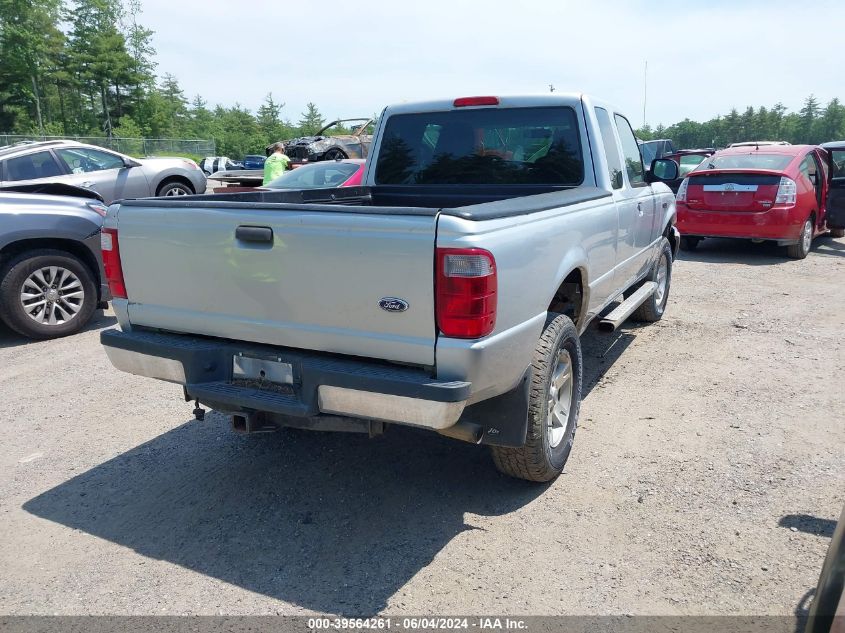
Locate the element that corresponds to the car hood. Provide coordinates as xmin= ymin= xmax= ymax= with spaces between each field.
xmin=285 ymin=135 xmax=358 ymax=147
xmin=139 ymin=156 xmax=200 ymax=169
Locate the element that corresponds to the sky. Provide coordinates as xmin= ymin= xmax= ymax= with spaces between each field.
xmin=139 ymin=0 xmax=845 ymax=128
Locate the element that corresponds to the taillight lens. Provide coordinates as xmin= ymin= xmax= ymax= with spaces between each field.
xmin=436 ymin=248 xmax=497 ymax=338
xmin=100 ymin=228 xmax=127 ymax=299
xmin=676 ymin=178 xmax=689 ymax=203
xmin=775 ymin=177 xmax=797 ymax=205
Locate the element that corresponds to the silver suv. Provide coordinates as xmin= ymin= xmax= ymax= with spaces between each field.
xmin=0 ymin=141 xmax=207 ymax=203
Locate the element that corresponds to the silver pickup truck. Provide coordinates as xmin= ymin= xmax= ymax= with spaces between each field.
xmin=100 ymin=94 xmax=680 ymax=482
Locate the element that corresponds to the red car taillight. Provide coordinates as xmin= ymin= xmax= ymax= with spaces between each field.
xmin=436 ymin=248 xmax=497 ymax=338
xmin=775 ymin=176 xmax=797 ymax=205
xmin=100 ymin=228 xmax=127 ymax=299
xmin=676 ymin=177 xmax=689 ymax=203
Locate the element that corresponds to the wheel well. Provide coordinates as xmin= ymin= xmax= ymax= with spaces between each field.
xmin=664 ymin=221 xmax=678 ymax=254
xmin=324 ymin=147 xmax=348 ymax=159
xmin=548 ymin=269 xmax=584 ymax=324
xmin=156 ymin=176 xmax=195 ymax=196
xmin=0 ymin=238 xmax=102 ymax=299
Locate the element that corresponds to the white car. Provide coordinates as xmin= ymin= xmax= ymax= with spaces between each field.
xmin=0 ymin=140 xmax=207 ymax=203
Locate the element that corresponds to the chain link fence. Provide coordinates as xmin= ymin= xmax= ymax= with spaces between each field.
xmin=0 ymin=135 xmax=215 ymax=157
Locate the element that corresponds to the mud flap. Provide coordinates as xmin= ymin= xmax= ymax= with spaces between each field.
xmin=458 ymin=367 xmax=531 ymax=448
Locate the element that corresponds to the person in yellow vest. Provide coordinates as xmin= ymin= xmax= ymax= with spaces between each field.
xmin=263 ymin=142 xmax=291 ymax=185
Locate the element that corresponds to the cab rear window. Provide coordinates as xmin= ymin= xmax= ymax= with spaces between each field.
xmin=694 ymin=153 xmax=793 ymax=172
xmin=374 ymin=107 xmax=583 ymax=185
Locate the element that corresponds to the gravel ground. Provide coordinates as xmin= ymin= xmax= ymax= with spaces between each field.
xmin=0 ymin=236 xmax=843 ymax=616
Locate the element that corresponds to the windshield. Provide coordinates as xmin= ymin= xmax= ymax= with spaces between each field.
xmin=679 ymin=154 xmax=707 ymax=176
xmin=694 ymin=153 xmax=794 ymax=172
xmin=374 ymin=106 xmax=583 ymax=185
xmin=265 ymin=161 xmax=360 ymax=189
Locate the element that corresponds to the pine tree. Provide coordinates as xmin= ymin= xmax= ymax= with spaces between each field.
xmin=0 ymin=0 xmax=64 ymax=133
xmin=297 ymin=102 xmax=325 ymax=135
xmin=257 ymin=93 xmax=289 ymax=142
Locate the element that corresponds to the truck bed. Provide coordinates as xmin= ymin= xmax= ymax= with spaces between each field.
xmin=139 ymin=184 xmax=610 ymax=219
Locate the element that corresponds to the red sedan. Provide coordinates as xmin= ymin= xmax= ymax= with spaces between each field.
xmin=676 ymin=144 xmax=835 ymax=258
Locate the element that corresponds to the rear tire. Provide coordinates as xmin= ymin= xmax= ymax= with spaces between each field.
xmin=631 ymin=237 xmax=672 ymax=323
xmin=491 ymin=313 xmax=582 ymax=483
xmin=830 ymin=227 xmax=845 ymax=238
xmin=0 ymin=250 xmax=97 ymax=339
xmin=786 ymin=218 xmax=813 ymax=259
xmin=680 ymin=236 xmax=701 ymax=251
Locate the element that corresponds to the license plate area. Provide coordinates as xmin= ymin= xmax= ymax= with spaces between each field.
xmin=232 ymin=353 xmax=294 ymax=385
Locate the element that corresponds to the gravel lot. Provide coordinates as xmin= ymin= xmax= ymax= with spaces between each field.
xmin=0 ymin=236 xmax=843 ymax=616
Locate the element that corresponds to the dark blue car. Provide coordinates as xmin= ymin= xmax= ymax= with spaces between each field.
xmin=242 ymin=155 xmax=266 ymax=170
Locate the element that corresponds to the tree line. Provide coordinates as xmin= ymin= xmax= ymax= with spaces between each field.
xmin=0 ymin=0 xmax=335 ymax=157
xmin=2 ymin=1 xmax=843 ymax=159
xmin=637 ymin=96 xmax=845 ymax=148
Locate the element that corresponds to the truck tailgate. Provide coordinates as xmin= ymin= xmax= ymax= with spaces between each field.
xmin=114 ymin=201 xmax=438 ymax=366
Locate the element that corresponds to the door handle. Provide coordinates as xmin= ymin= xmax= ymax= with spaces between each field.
xmin=637 ymin=202 xmax=644 ymax=217
xmin=235 ymin=226 xmax=273 ymax=243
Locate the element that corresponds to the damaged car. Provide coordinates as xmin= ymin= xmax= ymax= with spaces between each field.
xmin=275 ymin=118 xmax=374 ymax=163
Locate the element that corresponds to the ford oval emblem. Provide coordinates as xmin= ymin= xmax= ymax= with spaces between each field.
xmin=379 ymin=297 xmax=409 ymax=313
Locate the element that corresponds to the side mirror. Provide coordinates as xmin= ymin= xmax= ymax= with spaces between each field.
xmin=123 ymin=158 xmax=142 ymax=168
xmin=646 ymin=158 xmax=679 ymax=183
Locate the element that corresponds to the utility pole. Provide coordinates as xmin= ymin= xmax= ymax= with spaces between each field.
xmin=642 ymin=61 xmax=648 ymax=127
xmin=549 ymin=84 xmax=555 ymax=93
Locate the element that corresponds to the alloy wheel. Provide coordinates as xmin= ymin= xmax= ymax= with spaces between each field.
xmin=547 ymin=348 xmax=574 ymax=448
xmin=19 ymin=266 xmax=84 ymax=326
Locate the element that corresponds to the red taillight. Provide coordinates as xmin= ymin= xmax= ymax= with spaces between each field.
xmin=453 ymin=96 xmax=499 ymax=107
xmin=100 ymin=228 xmax=127 ymax=299
xmin=676 ymin=177 xmax=689 ymax=203
xmin=436 ymin=248 xmax=497 ymax=338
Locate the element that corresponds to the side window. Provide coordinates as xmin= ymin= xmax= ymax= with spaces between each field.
xmin=5 ymin=151 xmax=63 ymax=181
xmin=594 ymin=107 xmax=623 ymax=189
xmin=56 ymin=147 xmax=125 ymax=174
xmin=799 ymin=155 xmax=816 ymax=184
xmin=833 ymin=151 xmax=845 ymax=178
xmin=817 ymin=152 xmax=829 ymax=181
xmin=614 ymin=114 xmax=645 ymax=187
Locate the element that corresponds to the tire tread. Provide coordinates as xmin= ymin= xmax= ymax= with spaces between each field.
xmin=491 ymin=313 xmax=580 ymax=482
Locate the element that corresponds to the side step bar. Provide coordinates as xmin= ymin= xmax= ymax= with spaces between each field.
xmin=598 ymin=281 xmax=657 ymax=332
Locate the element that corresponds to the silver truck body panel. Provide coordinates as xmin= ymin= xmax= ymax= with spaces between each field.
xmin=114 ymin=203 xmax=438 ymax=366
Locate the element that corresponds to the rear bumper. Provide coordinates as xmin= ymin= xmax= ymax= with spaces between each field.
xmin=677 ymin=205 xmax=805 ymax=242
xmin=101 ymin=328 xmax=470 ymax=430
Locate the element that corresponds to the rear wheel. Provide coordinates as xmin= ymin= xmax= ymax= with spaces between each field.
xmin=323 ymin=148 xmax=347 ymax=161
xmin=680 ymin=236 xmax=701 ymax=251
xmin=0 ymin=250 xmax=97 ymax=339
xmin=491 ymin=313 xmax=582 ymax=482
xmin=786 ymin=217 xmax=813 ymax=259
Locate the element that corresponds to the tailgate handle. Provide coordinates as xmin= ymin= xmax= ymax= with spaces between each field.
xmin=235 ymin=226 xmax=273 ymax=244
